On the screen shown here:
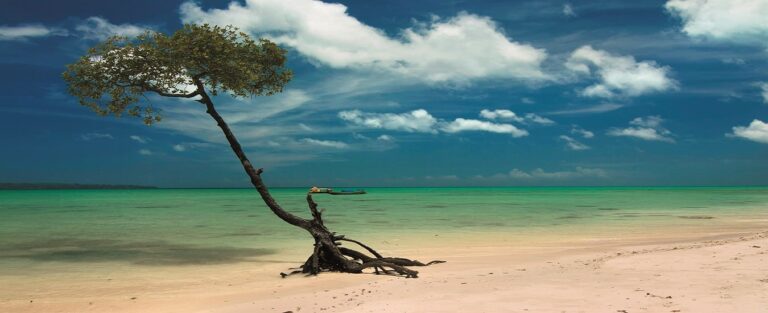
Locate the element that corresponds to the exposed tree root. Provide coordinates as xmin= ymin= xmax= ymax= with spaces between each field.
xmin=198 ymin=95 xmax=444 ymax=279
xmin=279 ymin=194 xmax=445 ymax=278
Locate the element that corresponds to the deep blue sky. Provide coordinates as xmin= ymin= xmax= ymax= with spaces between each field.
xmin=1 ymin=0 xmax=767 ymax=187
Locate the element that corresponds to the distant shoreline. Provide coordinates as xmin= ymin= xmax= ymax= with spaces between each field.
xmin=0 ymin=183 xmax=158 ymax=190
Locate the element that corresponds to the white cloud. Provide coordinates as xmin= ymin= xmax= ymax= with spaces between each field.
xmin=665 ymin=0 xmax=768 ymax=44
xmin=759 ymin=82 xmax=768 ymax=103
xmin=571 ymin=126 xmax=594 ymax=138
xmin=607 ymin=116 xmax=675 ymax=142
xmin=300 ymin=138 xmax=348 ymax=149
xmin=138 ymin=149 xmax=153 ymax=155
xmin=180 ymin=0 xmax=548 ymax=84
xmin=507 ymin=167 xmax=606 ymax=179
xmin=156 ymin=89 xmax=312 ymax=146
xmin=172 ymin=142 xmax=212 ymax=152
xmin=298 ymin=123 xmax=313 ymax=132
xmin=80 ymin=132 xmax=113 ymax=141
xmin=566 ymin=45 xmax=677 ymax=98
xmin=548 ymin=103 xmax=623 ymax=115
xmin=524 ymin=113 xmax=555 ymax=125
xmin=479 ymin=109 xmax=524 ymax=122
xmin=559 ymin=135 xmax=590 ymax=150
xmin=479 ymin=109 xmax=554 ymax=125
xmin=338 ymin=109 xmax=438 ymax=133
xmin=721 ymin=57 xmax=746 ymax=65
xmin=730 ymin=119 xmax=768 ymax=144
xmin=0 ymin=24 xmax=67 ymax=41
xmin=75 ymin=17 xmax=149 ymax=40
xmin=441 ymin=118 xmax=529 ymax=137
xmin=340 ymin=108 xmax=530 ymax=137
xmin=129 ymin=135 xmax=148 ymax=144
xmin=563 ymin=3 xmax=576 ymax=17
xmin=377 ymin=134 xmax=393 ymax=141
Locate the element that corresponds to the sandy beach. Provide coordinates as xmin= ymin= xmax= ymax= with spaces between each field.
xmin=3 ymin=225 xmax=767 ymax=313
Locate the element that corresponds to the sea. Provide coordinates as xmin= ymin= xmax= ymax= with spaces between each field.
xmin=1 ymin=187 xmax=767 ymax=277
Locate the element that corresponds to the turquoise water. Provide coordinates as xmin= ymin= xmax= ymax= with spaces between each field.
xmin=1 ymin=187 xmax=767 ymax=273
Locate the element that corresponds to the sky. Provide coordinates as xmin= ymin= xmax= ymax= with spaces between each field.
xmin=1 ymin=0 xmax=767 ymax=188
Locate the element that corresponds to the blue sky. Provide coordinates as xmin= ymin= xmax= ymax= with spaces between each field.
xmin=1 ymin=0 xmax=767 ymax=187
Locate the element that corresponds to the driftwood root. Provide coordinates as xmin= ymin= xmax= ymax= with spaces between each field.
xmin=279 ymin=194 xmax=445 ymax=278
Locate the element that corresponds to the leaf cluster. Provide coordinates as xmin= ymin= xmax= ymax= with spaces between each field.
xmin=63 ymin=24 xmax=292 ymax=125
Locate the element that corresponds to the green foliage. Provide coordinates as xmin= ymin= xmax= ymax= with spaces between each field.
xmin=63 ymin=24 xmax=292 ymax=125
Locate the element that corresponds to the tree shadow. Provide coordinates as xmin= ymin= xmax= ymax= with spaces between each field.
xmin=0 ymin=238 xmax=277 ymax=266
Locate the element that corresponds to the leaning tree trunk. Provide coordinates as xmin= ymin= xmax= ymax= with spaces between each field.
xmin=195 ymin=84 xmax=443 ymax=278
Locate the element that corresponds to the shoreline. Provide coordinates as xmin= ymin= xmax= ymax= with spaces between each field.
xmin=3 ymin=225 xmax=767 ymax=313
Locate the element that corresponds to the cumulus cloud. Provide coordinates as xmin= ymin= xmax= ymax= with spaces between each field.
xmin=0 ymin=24 xmax=67 ymax=41
xmin=441 ymin=118 xmax=529 ymax=137
xmin=507 ymin=167 xmax=606 ymax=179
xmin=377 ymin=134 xmax=394 ymax=142
xmin=129 ymin=135 xmax=148 ymax=144
xmin=138 ymin=149 xmax=153 ymax=155
xmin=571 ymin=125 xmax=594 ymax=138
xmin=759 ymin=82 xmax=768 ymax=103
xmin=479 ymin=109 xmax=524 ymax=122
xmin=559 ymin=135 xmax=590 ymax=151
xmin=180 ymin=0 xmax=548 ymax=84
xmin=665 ymin=0 xmax=768 ymax=44
xmin=340 ymin=109 xmax=530 ymax=137
xmin=80 ymin=132 xmax=113 ymax=141
xmin=730 ymin=119 xmax=768 ymax=144
xmin=173 ymin=144 xmax=187 ymax=152
xmin=563 ymin=3 xmax=576 ymax=17
xmin=338 ymin=109 xmax=438 ymax=133
xmin=479 ymin=109 xmax=554 ymax=125
xmin=566 ymin=45 xmax=677 ymax=98
xmin=608 ymin=116 xmax=675 ymax=142
xmin=300 ymin=138 xmax=348 ymax=149
xmin=75 ymin=17 xmax=149 ymax=40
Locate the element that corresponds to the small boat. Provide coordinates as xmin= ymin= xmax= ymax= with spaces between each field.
xmin=309 ymin=186 xmax=366 ymax=195
xmin=328 ymin=189 xmax=366 ymax=195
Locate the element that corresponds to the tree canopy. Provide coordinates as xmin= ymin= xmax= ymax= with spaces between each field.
xmin=62 ymin=24 xmax=292 ymax=125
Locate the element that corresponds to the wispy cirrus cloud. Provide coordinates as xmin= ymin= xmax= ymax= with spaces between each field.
xmin=0 ymin=24 xmax=67 ymax=41
xmin=473 ymin=167 xmax=608 ymax=182
xmin=80 ymin=132 xmax=114 ymax=141
xmin=129 ymin=135 xmax=149 ymax=144
xmin=559 ymin=135 xmax=590 ymax=150
xmin=300 ymin=138 xmax=349 ymax=149
xmin=759 ymin=82 xmax=768 ymax=104
xmin=75 ymin=17 xmax=150 ymax=40
xmin=547 ymin=103 xmax=623 ymax=115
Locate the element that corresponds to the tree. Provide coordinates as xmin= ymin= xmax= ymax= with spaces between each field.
xmin=63 ymin=24 xmax=442 ymax=277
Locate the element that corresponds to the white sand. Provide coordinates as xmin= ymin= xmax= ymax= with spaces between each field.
xmin=3 ymin=228 xmax=767 ymax=313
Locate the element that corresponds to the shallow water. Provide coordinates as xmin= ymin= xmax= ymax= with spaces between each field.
xmin=1 ymin=187 xmax=767 ymax=275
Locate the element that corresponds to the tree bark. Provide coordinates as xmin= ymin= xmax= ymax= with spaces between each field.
xmin=194 ymin=81 xmax=443 ymax=277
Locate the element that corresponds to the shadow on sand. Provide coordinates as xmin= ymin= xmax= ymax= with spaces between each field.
xmin=0 ymin=238 xmax=276 ymax=266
